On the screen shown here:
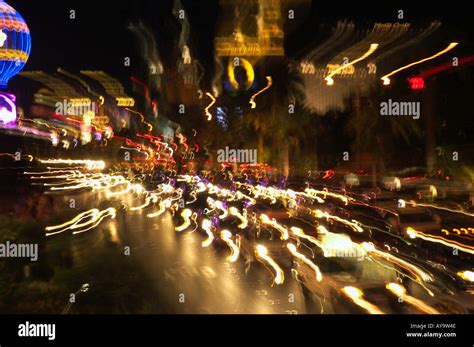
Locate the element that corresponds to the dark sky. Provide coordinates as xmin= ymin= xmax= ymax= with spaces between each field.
xmin=7 ymin=0 xmax=473 ymax=93
xmin=9 ymin=0 xmax=218 ymax=79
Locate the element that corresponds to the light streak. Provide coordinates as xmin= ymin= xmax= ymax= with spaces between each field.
xmin=249 ymin=76 xmax=272 ymax=108
xmin=175 ymin=208 xmax=192 ymax=231
xmin=130 ymin=194 xmax=158 ymax=211
xmin=312 ymin=209 xmax=364 ymax=233
xmin=361 ymin=241 xmax=434 ymax=297
xmin=220 ymin=229 xmax=240 ymax=262
xmin=229 ymin=207 xmax=248 ymax=229
xmin=38 ymin=159 xmax=105 ymax=170
xmin=147 ymin=199 xmax=171 ymax=218
xmin=325 ymin=44 xmax=379 ymax=85
xmin=215 ymin=200 xmax=228 ymax=219
xmin=341 ymin=286 xmax=385 ymax=314
xmin=204 ymin=92 xmax=216 ymax=121
xmin=260 ymin=214 xmax=289 ymax=240
xmin=125 ymin=108 xmax=153 ymax=132
xmin=406 ymin=227 xmax=474 ymax=255
xmin=287 ymin=243 xmax=323 ymax=282
xmin=305 ymin=187 xmax=354 ymax=205
xmin=201 ymin=219 xmax=214 ymax=247
xmin=361 ymin=241 xmax=433 ymax=283
xmin=291 ymin=227 xmax=324 ymax=249
xmin=256 ymin=245 xmax=285 ymax=285
xmin=45 ymin=207 xmax=116 ymax=236
xmin=407 ymin=201 xmax=474 ymax=217
xmin=386 ymin=283 xmax=440 ymax=314
xmin=381 ymin=42 xmax=459 ymax=85
xmin=457 ymin=271 xmax=474 ymax=282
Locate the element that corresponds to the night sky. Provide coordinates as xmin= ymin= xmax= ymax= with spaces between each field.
xmin=9 ymin=0 xmax=473 ymax=85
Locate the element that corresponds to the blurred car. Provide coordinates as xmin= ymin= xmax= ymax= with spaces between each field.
xmin=384 ymin=206 xmax=441 ymax=235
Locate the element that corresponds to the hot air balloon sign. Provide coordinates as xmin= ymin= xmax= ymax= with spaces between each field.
xmin=0 ymin=1 xmax=31 ymax=124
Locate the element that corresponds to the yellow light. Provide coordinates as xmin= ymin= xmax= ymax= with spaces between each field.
xmin=386 ymin=283 xmax=440 ymax=314
xmin=126 ymin=108 xmax=153 ymax=132
xmin=229 ymin=207 xmax=248 ymax=229
xmin=220 ymin=229 xmax=240 ymax=262
xmin=45 ymin=207 xmax=116 ymax=236
xmin=325 ymin=44 xmax=379 ymax=85
xmin=341 ymin=286 xmax=385 ymax=314
xmin=130 ymin=195 xmax=158 ymax=211
xmin=381 ymin=42 xmax=458 ymax=85
xmin=38 ymin=159 xmax=105 ymax=170
xmin=259 ymin=214 xmax=289 ymax=240
xmin=204 ymin=92 xmax=216 ymax=121
xmin=227 ymin=57 xmax=255 ymax=90
xmin=116 ymin=97 xmax=135 ymax=107
xmin=313 ymin=209 xmax=364 ymax=233
xmin=215 ymin=200 xmax=228 ymax=219
xmin=361 ymin=241 xmax=433 ymax=283
xmin=406 ymin=227 xmax=474 ymax=255
xmin=249 ymin=76 xmax=272 ymax=109
xmin=201 ymin=219 xmax=214 ymax=247
xmin=175 ymin=208 xmax=193 ymax=232
xmin=457 ymin=270 xmax=474 ymax=282
xmin=0 ymin=31 xmax=6 ymax=47
xmin=305 ymin=188 xmax=354 ymax=205
xmin=255 ymin=244 xmax=285 ymax=285
xmin=147 ymin=199 xmax=171 ymax=218
xmin=0 ymin=49 xmax=29 ymax=63
xmin=287 ymin=243 xmax=323 ymax=282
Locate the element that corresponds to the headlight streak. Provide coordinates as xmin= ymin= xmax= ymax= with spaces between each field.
xmin=260 ymin=214 xmax=289 ymax=240
xmin=220 ymin=229 xmax=240 ymax=262
xmin=38 ymin=159 xmax=106 ymax=170
xmin=287 ymin=243 xmax=323 ymax=282
xmin=214 ymin=200 xmax=228 ymax=219
xmin=406 ymin=227 xmax=474 ymax=255
xmin=229 ymin=207 xmax=248 ymax=229
xmin=304 ymin=188 xmax=354 ymax=205
xmin=130 ymin=194 xmax=159 ymax=211
xmin=381 ymin=42 xmax=458 ymax=85
xmin=312 ymin=209 xmax=364 ymax=233
xmin=23 ymin=159 xmax=473 ymax=313
xmin=175 ymin=208 xmax=192 ymax=232
xmin=457 ymin=270 xmax=474 ymax=282
xmin=45 ymin=207 xmax=116 ymax=236
xmin=407 ymin=200 xmax=474 ymax=218
xmin=361 ymin=241 xmax=435 ymax=296
xmin=201 ymin=219 xmax=214 ymax=247
xmin=255 ymin=244 xmax=285 ymax=285
xmin=147 ymin=199 xmax=172 ymax=218
xmin=341 ymin=286 xmax=385 ymax=314
xmin=386 ymin=283 xmax=440 ymax=314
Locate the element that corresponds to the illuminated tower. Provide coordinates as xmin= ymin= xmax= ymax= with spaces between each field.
xmin=0 ymin=0 xmax=31 ymax=124
xmin=215 ymin=0 xmax=284 ymax=58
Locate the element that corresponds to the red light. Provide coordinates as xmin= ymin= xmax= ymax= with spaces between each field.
xmin=408 ymin=77 xmax=425 ymax=90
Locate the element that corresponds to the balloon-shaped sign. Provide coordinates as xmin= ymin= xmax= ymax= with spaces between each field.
xmin=0 ymin=1 xmax=31 ymax=88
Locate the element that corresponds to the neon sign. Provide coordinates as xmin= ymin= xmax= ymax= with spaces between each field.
xmin=0 ymin=92 xmax=17 ymax=124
